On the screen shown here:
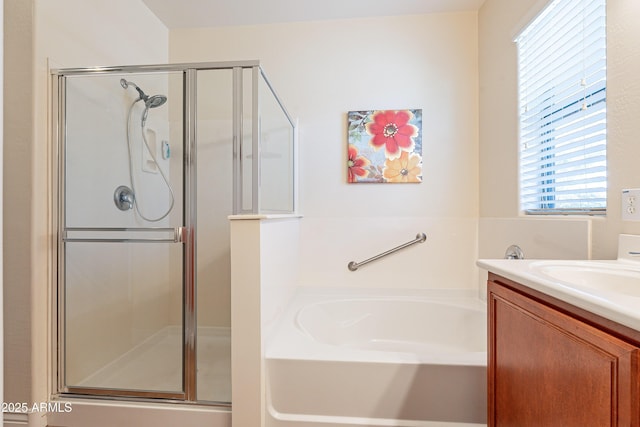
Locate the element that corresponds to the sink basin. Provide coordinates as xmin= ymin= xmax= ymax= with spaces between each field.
xmin=531 ymin=261 xmax=640 ymax=297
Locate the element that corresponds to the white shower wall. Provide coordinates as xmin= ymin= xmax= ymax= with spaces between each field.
xmin=64 ymin=75 xmax=176 ymax=228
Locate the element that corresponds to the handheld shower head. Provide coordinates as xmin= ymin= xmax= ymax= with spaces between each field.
xmin=121 ymin=78 xmax=167 ymax=126
xmin=120 ymin=78 xmax=166 ymax=108
xmin=146 ymin=95 xmax=167 ymax=109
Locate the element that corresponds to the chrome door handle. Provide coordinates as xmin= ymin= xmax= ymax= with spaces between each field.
xmin=63 ymin=227 xmax=187 ymax=243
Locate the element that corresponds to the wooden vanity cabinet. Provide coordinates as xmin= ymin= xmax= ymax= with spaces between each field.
xmin=488 ymin=273 xmax=640 ymax=427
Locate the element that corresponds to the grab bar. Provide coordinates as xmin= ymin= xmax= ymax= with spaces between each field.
xmin=348 ymin=232 xmax=427 ymax=271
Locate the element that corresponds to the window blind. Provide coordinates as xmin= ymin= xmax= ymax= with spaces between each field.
xmin=517 ymin=0 xmax=607 ymax=215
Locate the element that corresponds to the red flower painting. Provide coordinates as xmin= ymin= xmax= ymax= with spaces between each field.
xmin=365 ymin=110 xmax=419 ymax=160
xmin=347 ymin=109 xmax=422 ymax=183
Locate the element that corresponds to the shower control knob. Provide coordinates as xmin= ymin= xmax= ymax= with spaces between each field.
xmin=114 ymin=185 xmax=135 ymax=211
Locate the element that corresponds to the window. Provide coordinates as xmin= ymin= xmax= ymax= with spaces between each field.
xmin=517 ymin=0 xmax=607 ymax=215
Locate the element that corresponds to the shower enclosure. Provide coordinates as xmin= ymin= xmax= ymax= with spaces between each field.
xmin=52 ymin=61 xmax=296 ymax=404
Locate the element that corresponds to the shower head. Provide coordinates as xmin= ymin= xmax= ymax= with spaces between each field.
xmin=120 ymin=79 xmax=167 ymax=108
xmin=146 ymin=94 xmax=167 ymax=108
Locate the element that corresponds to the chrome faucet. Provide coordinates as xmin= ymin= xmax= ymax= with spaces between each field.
xmin=504 ymin=244 xmax=525 ymax=260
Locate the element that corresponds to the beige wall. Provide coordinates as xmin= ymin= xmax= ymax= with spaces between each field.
xmin=4 ymin=0 xmax=36 ymax=410
xmin=4 ymin=0 xmax=168 ymax=414
xmin=1 ymin=0 xmax=5 ymax=423
xmin=479 ymin=0 xmax=640 ymax=259
xmin=171 ymin=12 xmax=482 ymax=290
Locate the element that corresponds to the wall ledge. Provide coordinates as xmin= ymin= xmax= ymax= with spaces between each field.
xmin=228 ymin=213 xmax=302 ymax=221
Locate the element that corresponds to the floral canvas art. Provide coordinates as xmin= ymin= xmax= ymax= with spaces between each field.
xmin=347 ymin=109 xmax=422 ymax=183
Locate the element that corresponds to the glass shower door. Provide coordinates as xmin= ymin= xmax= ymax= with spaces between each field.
xmin=59 ymin=71 xmax=187 ymax=398
xmin=55 ymin=62 xmax=290 ymax=404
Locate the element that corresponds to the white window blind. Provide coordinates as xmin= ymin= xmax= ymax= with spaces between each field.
xmin=517 ymin=0 xmax=607 ymax=215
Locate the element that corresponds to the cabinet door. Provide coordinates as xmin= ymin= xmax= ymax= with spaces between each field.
xmin=488 ymin=281 xmax=640 ymax=427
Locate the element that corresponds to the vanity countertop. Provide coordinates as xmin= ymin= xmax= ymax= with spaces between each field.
xmin=477 ymin=235 xmax=640 ymax=332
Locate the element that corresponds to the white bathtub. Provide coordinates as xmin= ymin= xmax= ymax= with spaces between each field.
xmin=266 ymin=288 xmax=487 ymax=427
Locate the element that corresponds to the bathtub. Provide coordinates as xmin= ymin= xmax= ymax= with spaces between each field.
xmin=266 ymin=287 xmax=487 ymax=427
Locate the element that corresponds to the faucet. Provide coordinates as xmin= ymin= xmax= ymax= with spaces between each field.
xmin=504 ymin=244 xmax=525 ymax=260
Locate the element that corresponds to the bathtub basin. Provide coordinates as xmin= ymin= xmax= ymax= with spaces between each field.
xmin=266 ymin=287 xmax=487 ymax=427
xmin=297 ymin=298 xmax=485 ymax=356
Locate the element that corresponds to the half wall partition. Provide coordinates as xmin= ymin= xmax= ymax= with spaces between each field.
xmin=52 ymin=61 xmax=296 ymax=404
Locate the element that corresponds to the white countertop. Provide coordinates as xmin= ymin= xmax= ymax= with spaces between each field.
xmin=477 ymin=257 xmax=640 ymax=332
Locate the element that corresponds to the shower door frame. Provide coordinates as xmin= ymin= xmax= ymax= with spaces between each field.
xmin=51 ymin=61 xmax=263 ymax=404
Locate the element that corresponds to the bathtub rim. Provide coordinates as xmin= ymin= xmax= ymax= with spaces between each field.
xmin=266 ymin=286 xmax=487 ymax=366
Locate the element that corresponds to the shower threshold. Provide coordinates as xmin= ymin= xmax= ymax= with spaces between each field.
xmin=74 ymin=326 xmax=231 ymax=403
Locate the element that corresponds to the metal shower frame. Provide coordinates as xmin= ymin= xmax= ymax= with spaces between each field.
xmin=50 ymin=60 xmax=296 ymax=404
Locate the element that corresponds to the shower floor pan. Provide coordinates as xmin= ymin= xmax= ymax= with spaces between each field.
xmin=76 ymin=326 xmax=231 ymax=403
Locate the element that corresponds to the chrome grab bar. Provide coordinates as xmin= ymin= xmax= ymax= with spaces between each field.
xmin=348 ymin=232 xmax=427 ymax=272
